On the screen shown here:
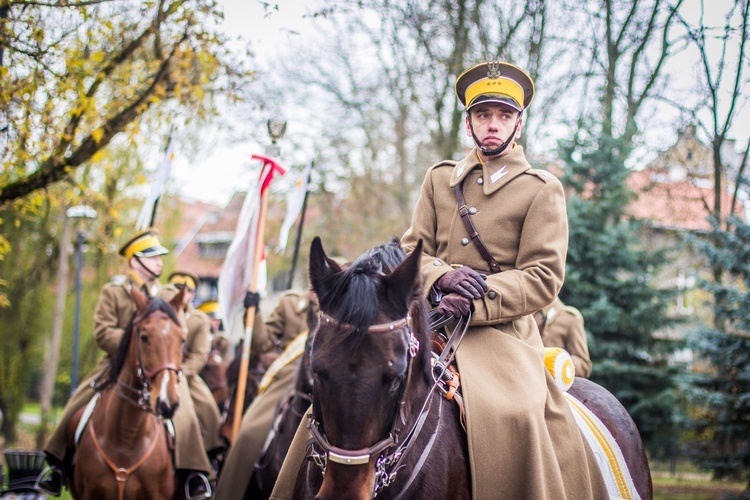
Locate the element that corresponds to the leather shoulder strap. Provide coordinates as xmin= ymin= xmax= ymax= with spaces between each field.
xmin=455 ymin=180 xmax=501 ymax=273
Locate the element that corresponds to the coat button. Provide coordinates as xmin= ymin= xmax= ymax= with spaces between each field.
xmin=477 ymin=177 xmax=484 ymax=185
xmin=488 ymin=291 xmax=497 ymax=299
xmin=469 ymin=207 xmax=477 ymax=215
xmin=433 ymin=260 xmax=442 ymax=266
xmin=461 ymin=238 xmax=469 ymax=246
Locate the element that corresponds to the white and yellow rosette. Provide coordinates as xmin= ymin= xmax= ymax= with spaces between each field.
xmin=544 ymin=347 xmax=575 ymax=392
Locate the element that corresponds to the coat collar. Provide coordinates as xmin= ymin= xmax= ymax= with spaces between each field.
xmin=449 ymin=144 xmax=531 ymax=195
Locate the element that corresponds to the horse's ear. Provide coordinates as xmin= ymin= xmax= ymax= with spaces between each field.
xmin=131 ymin=286 xmax=149 ymax=314
xmin=382 ymin=239 xmax=423 ymax=312
xmin=309 ymin=236 xmax=332 ymax=293
xmin=169 ymin=287 xmax=186 ymax=312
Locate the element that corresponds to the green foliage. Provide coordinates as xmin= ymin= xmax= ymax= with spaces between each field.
xmin=559 ymin=134 xmax=682 ymax=451
xmin=0 ymin=195 xmax=57 ymax=442
xmin=683 ymin=216 xmax=750 ymax=488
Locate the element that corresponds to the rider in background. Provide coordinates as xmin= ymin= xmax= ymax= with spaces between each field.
xmin=534 ymin=296 xmax=592 ymax=378
xmin=197 ymin=299 xmax=234 ymax=363
xmin=168 ymin=272 xmax=227 ymax=469
xmin=399 ymin=61 xmax=607 ymax=499
xmin=215 ymin=288 xmax=318 ymax=499
xmin=39 ymin=229 xmax=214 ymax=498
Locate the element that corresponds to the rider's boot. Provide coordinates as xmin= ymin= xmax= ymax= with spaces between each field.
xmin=36 ymin=461 xmax=64 ymax=497
xmin=184 ymin=470 xmax=213 ymax=500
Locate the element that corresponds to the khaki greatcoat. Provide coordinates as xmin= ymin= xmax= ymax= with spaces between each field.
xmin=541 ymin=296 xmax=592 ymax=378
xmin=44 ymin=277 xmax=214 ymax=475
xmin=269 ymin=147 xmax=607 ymax=500
xmin=184 ymin=303 xmax=225 ymax=452
xmin=398 ymin=145 xmax=606 ymax=499
xmin=215 ymin=290 xmax=314 ymax=500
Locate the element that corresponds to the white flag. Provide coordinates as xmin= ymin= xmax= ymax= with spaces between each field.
xmin=218 ymin=155 xmax=285 ymax=339
xmin=136 ymin=138 xmax=175 ymax=230
xmin=276 ymin=161 xmax=313 ymax=254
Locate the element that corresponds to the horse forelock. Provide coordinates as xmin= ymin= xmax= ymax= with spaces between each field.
xmin=108 ymin=297 xmax=180 ymax=385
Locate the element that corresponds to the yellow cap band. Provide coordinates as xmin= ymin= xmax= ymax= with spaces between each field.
xmin=198 ymin=301 xmax=220 ymax=314
xmin=465 ymin=77 xmax=524 ymax=110
xmin=124 ymin=234 xmax=161 ymax=259
xmin=170 ymin=275 xmax=196 ymax=290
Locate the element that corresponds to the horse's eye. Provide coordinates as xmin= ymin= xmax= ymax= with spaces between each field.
xmin=140 ymin=334 xmax=149 ymax=343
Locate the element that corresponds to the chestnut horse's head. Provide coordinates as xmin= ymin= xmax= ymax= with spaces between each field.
xmin=109 ymin=287 xmax=186 ymax=419
xmin=306 ymin=237 xmax=429 ymax=499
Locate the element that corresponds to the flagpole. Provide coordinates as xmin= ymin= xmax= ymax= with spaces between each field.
xmin=231 ymin=185 xmax=270 ymax=442
xmin=287 ymin=160 xmax=314 ymax=289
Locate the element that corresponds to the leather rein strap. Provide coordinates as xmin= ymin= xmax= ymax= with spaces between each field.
xmin=455 ymin=179 xmax=501 ymax=273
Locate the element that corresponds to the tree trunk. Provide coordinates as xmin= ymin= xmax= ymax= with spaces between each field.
xmin=36 ymin=209 xmax=72 ymax=447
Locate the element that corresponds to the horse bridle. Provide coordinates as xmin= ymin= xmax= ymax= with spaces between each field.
xmin=307 ymin=311 xmax=422 ymax=495
xmin=115 ymin=310 xmax=182 ymax=414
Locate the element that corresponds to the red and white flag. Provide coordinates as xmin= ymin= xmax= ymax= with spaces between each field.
xmin=218 ymin=155 xmax=286 ymax=338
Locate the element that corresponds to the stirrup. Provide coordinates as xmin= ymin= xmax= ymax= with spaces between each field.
xmin=184 ymin=471 xmax=212 ymax=500
xmin=35 ymin=465 xmax=63 ymax=497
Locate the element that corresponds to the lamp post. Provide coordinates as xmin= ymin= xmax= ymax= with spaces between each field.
xmin=66 ymin=205 xmax=97 ymax=395
xmin=266 ymin=119 xmax=287 ymax=158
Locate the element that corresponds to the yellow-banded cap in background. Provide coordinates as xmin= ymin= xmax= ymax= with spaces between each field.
xmin=455 ymin=61 xmax=535 ymax=112
xmin=197 ymin=300 xmax=222 ymax=319
xmin=118 ymin=229 xmax=169 ymax=259
xmin=168 ymin=271 xmax=200 ymax=291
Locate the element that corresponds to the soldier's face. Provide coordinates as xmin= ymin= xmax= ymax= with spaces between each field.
xmin=132 ymin=255 xmax=163 ymax=280
xmin=466 ymin=103 xmax=522 ymax=150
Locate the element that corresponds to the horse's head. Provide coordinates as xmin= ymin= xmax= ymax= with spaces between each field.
xmin=114 ymin=287 xmax=186 ymax=419
xmin=306 ymin=237 xmax=428 ymax=499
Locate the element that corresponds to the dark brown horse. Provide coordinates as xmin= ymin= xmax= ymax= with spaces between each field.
xmin=199 ymin=346 xmax=230 ymax=412
xmin=294 ymin=237 xmax=470 ymax=499
xmin=293 ymin=237 xmax=652 ymax=499
xmin=68 ymin=287 xmax=185 ymax=500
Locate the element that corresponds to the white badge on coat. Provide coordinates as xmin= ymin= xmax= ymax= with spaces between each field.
xmin=491 ymin=165 xmax=508 ymax=183
xmin=456 ymin=160 xmax=466 ymax=178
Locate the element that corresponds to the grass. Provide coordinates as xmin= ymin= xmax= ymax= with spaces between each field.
xmin=651 ymin=461 xmax=748 ymax=500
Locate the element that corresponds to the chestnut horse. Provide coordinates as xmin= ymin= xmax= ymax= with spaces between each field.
xmin=68 ymin=287 xmax=185 ymax=500
xmin=293 ymin=237 xmax=652 ymax=499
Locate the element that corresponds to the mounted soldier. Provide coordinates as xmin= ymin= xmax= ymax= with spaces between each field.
xmin=39 ymin=229 xmax=215 ymax=498
xmin=168 ymin=271 xmax=227 ymax=470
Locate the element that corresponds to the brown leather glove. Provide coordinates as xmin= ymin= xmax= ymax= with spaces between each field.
xmin=434 ymin=293 xmax=472 ymax=319
xmin=436 ymin=266 xmax=488 ymax=299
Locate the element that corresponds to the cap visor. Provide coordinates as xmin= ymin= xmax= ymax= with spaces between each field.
xmin=137 ymin=245 xmax=169 ymax=257
xmin=467 ymin=95 xmax=522 ymax=112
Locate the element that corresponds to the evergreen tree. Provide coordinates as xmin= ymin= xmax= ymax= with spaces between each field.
xmin=684 ymin=216 xmax=750 ymax=490
xmin=559 ymin=134 xmax=682 ymax=453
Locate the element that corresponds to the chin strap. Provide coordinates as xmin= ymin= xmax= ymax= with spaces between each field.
xmin=468 ymin=114 xmax=521 ymax=157
xmin=133 ymin=255 xmax=161 ymax=281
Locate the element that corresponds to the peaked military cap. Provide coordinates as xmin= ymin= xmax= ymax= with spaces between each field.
xmin=197 ymin=300 xmax=221 ymax=319
xmin=168 ymin=271 xmax=200 ymax=291
xmin=455 ymin=61 xmax=535 ymax=112
xmin=118 ymin=229 xmax=169 ymax=259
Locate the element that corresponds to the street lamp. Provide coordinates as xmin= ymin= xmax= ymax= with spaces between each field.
xmin=266 ymin=119 xmax=287 ymax=157
xmin=65 ymin=205 xmax=97 ymax=394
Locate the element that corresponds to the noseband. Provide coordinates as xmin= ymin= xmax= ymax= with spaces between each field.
xmin=115 ymin=310 xmax=182 ymax=414
xmin=307 ymin=311 xmax=421 ymax=494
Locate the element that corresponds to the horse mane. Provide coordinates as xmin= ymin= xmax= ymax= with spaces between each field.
xmin=107 ymin=297 xmax=180 ymax=386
